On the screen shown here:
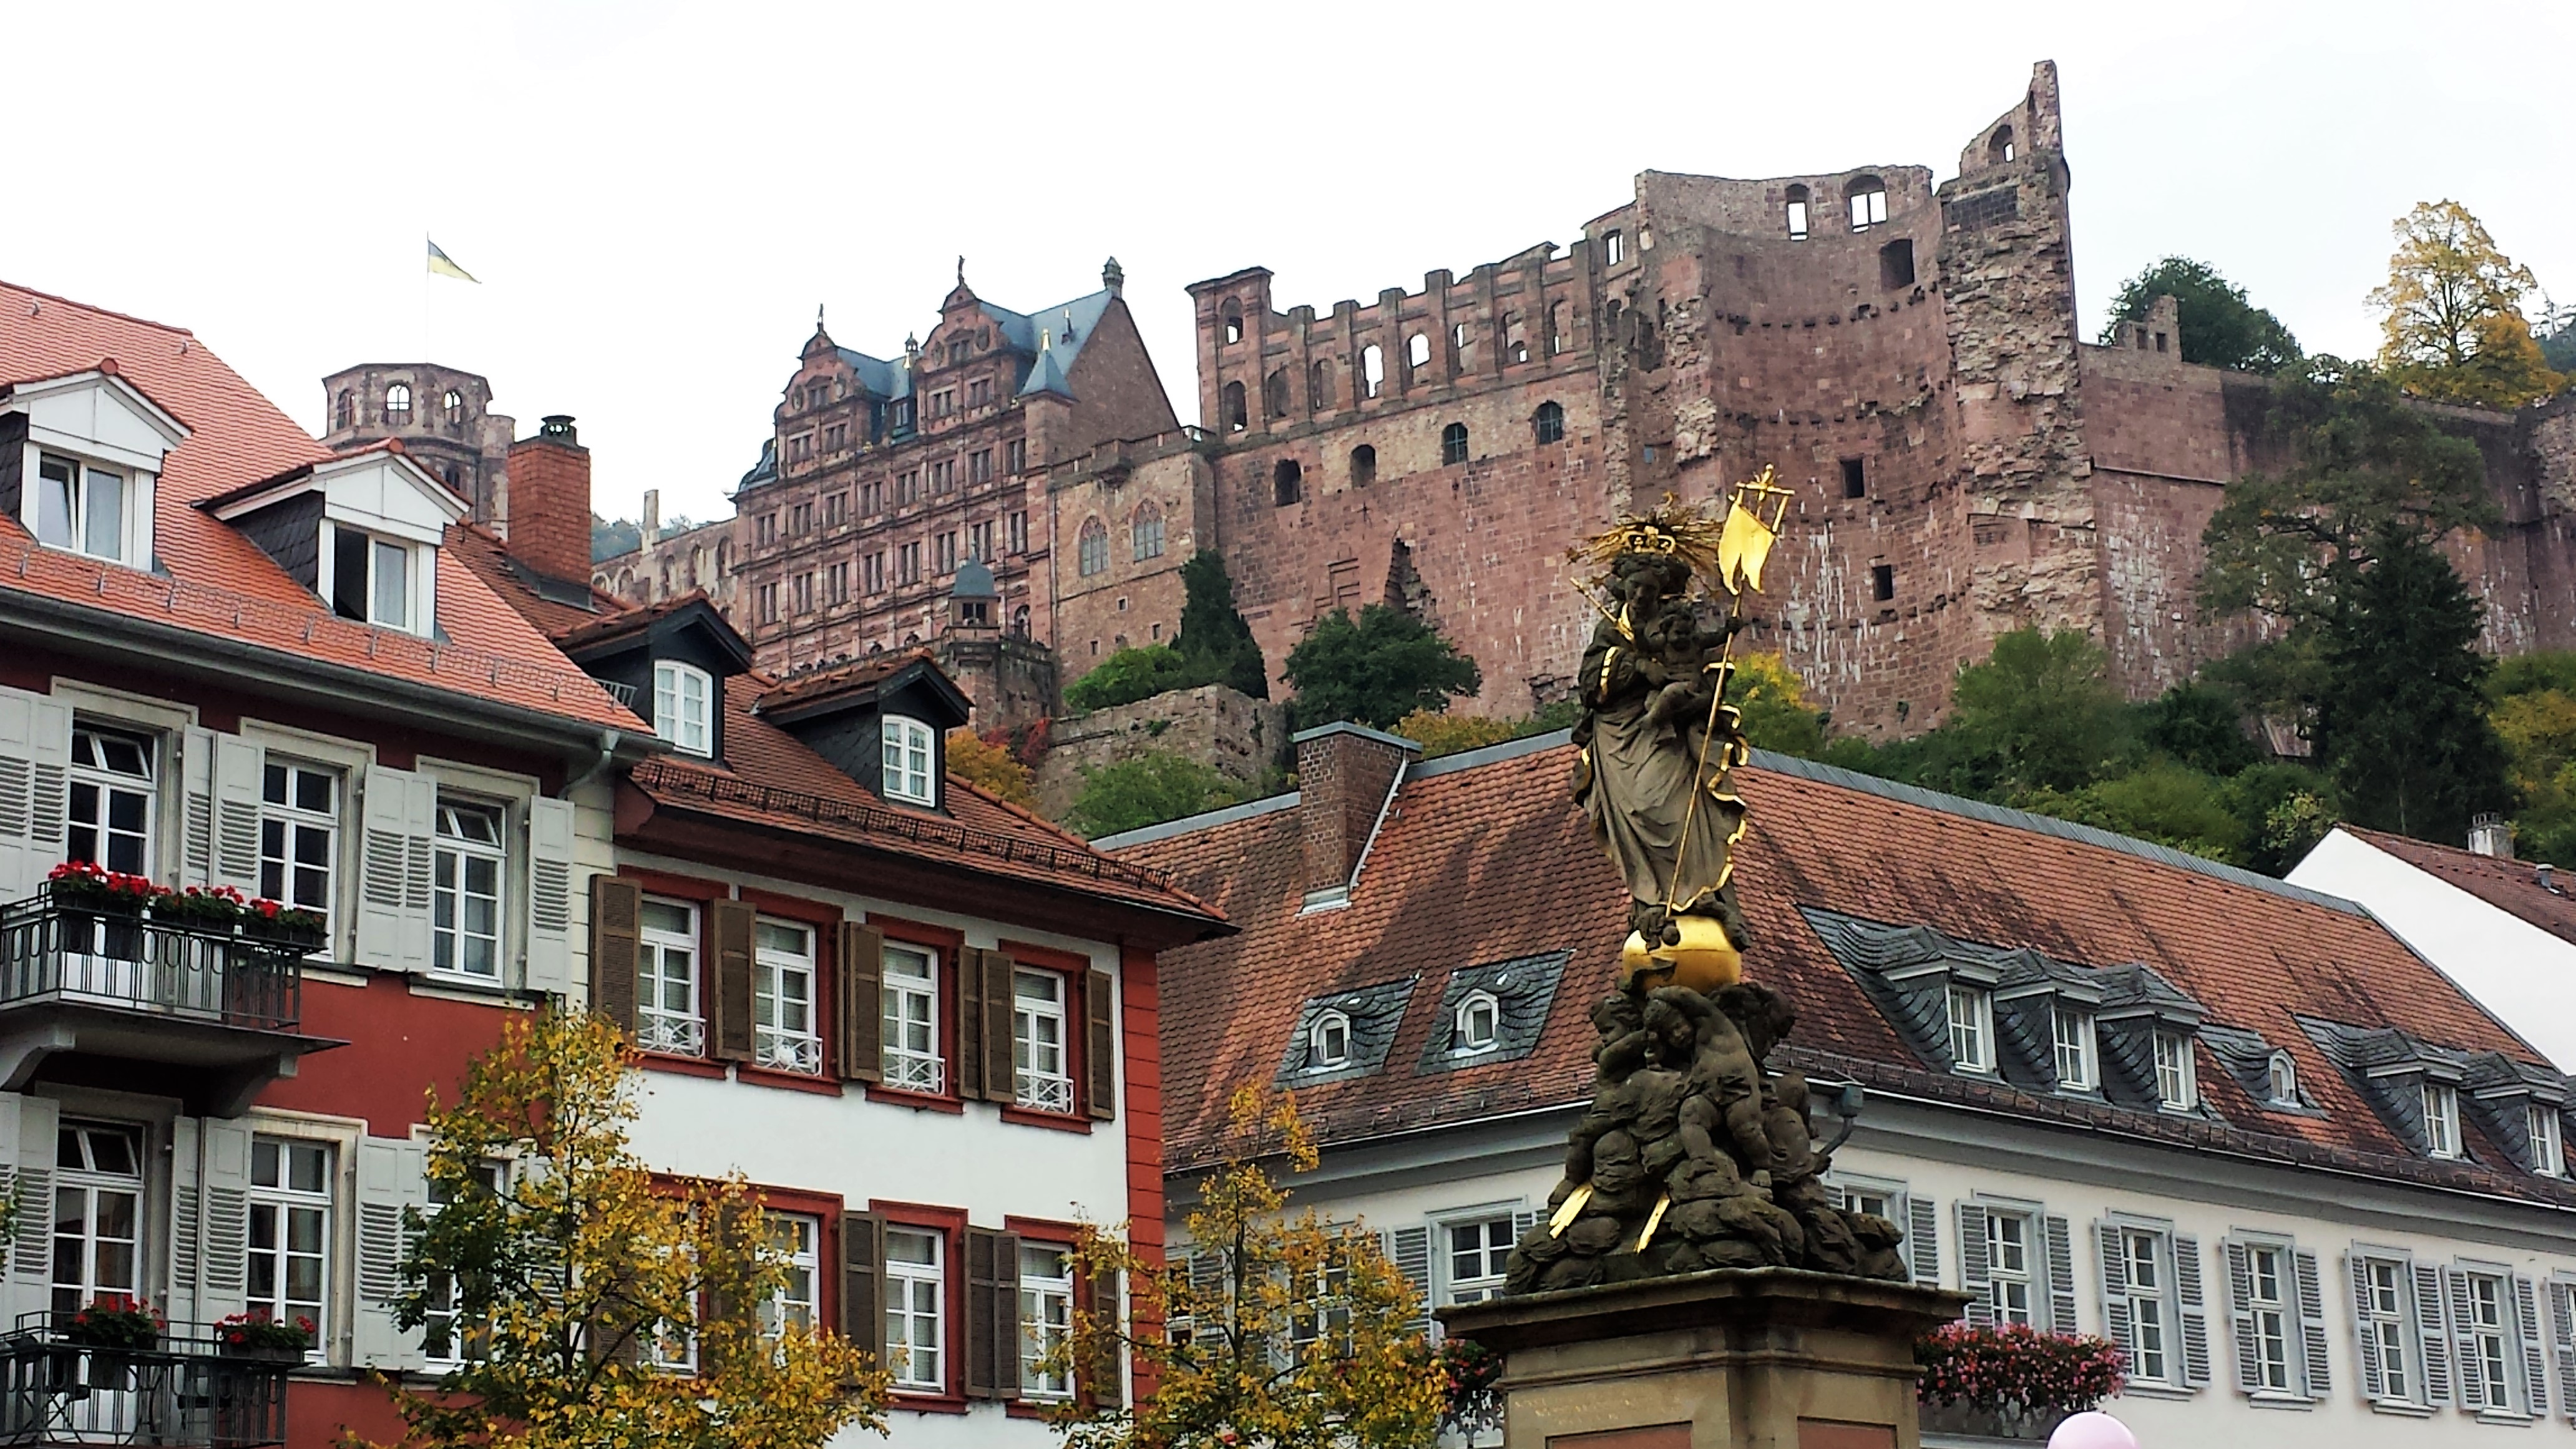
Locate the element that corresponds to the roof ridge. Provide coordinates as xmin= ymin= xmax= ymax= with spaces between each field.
xmin=0 ymin=281 xmax=195 ymax=339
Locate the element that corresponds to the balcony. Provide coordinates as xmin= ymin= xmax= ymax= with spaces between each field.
xmin=0 ymin=888 xmax=341 ymax=1115
xmin=0 ymin=1321 xmax=290 ymax=1448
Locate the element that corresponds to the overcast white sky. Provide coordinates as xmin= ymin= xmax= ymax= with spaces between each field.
xmin=10 ymin=1 xmax=2570 ymax=527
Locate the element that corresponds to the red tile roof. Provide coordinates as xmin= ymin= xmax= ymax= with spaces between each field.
xmin=0 ymin=282 xmax=638 ymax=733
xmin=1116 ymin=738 xmax=2572 ymax=1205
xmin=2348 ymin=827 xmax=2576 ymax=949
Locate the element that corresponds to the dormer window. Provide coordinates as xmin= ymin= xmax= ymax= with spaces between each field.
xmin=326 ymin=524 xmax=426 ymax=632
xmin=1309 ymin=1010 xmax=1352 ymax=1069
xmin=881 ymin=715 xmax=935 ymax=806
xmin=7 ymin=369 xmax=183 ymax=572
xmin=2154 ymin=1032 xmax=2197 ymax=1111
xmin=1453 ymin=991 xmax=1500 ymax=1054
xmin=2267 ymin=1051 xmax=2299 ymax=1106
xmin=2422 ymin=1081 xmax=2461 ymax=1159
xmin=1946 ymin=985 xmax=1994 ymax=1073
xmin=36 ymin=453 xmax=132 ymax=563
xmin=653 ymin=661 xmax=714 ymax=757
xmin=2530 ymin=1105 xmax=2565 ymax=1177
xmin=2052 ymin=1006 xmax=2097 ymax=1091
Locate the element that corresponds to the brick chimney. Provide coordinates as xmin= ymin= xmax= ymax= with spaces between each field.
xmin=505 ymin=414 xmax=590 ymax=584
xmin=1294 ymin=723 xmax=1420 ymax=907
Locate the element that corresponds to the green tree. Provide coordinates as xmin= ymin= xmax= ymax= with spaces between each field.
xmin=2369 ymin=200 xmax=2565 ymax=407
xmin=1281 ymin=605 xmax=1481 ymax=730
xmin=1066 ymin=646 xmax=1200 ymax=712
xmin=1043 ymin=1086 xmax=1444 ymax=1449
xmin=379 ymin=1010 xmax=886 ymax=1449
xmin=1938 ymin=630 xmax=2131 ymax=796
xmin=2312 ymin=523 xmax=2513 ymax=843
xmin=2220 ymin=762 xmax=2342 ymax=876
xmin=946 ymin=729 xmax=1040 ymax=811
xmin=2022 ymin=762 xmax=2247 ymax=863
xmin=2489 ymin=651 xmax=2576 ymax=865
xmin=1065 ymin=751 xmax=1241 ymax=837
xmin=2141 ymin=680 xmax=2259 ymax=777
xmin=1727 ymin=653 xmax=1830 ymax=758
xmin=1174 ymin=550 xmax=1270 ymax=699
xmin=2539 ymin=298 xmax=2576 ymax=375
xmin=2102 ymin=256 xmax=2301 ymax=373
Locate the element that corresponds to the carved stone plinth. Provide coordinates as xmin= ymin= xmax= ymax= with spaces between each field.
xmin=1441 ymin=1267 xmax=1968 ymax=1449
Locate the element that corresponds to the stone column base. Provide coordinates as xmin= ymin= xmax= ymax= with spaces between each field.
xmin=1440 ymin=1266 xmax=1969 ymax=1449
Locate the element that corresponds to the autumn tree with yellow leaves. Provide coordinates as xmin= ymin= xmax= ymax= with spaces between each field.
xmin=2369 ymin=200 xmax=2565 ymax=408
xmin=1043 ymin=1086 xmax=1446 ymax=1449
xmin=371 ymin=1010 xmax=889 ymax=1449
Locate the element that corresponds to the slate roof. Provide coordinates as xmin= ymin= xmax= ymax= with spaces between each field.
xmin=1112 ymin=734 xmax=2575 ymax=1206
xmin=2348 ymin=827 xmax=2576 ymax=949
xmin=0 ymin=281 xmax=640 ymax=733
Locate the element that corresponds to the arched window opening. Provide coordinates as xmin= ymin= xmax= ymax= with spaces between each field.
xmin=1533 ymin=401 xmax=1565 ymax=445
xmin=1131 ymin=504 xmax=1166 ymax=561
xmin=1453 ymin=991 xmax=1501 ymax=1053
xmin=1350 ymin=444 xmax=1376 ymax=489
xmin=384 ymin=383 xmax=412 ymax=421
xmin=1310 ymin=359 xmax=1334 ymax=409
xmin=1220 ymin=300 xmax=1244 ymax=345
xmin=2267 ymin=1051 xmax=2299 ymax=1105
xmin=442 ymin=466 xmax=461 ymax=491
xmin=1078 ymin=519 xmax=1109 ymax=577
xmin=1440 ymin=422 xmax=1470 ymax=466
xmin=1989 ymin=126 xmax=2016 ymax=164
xmin=1603 ymin=229 xmax=1626 ymax=265
xmin=1847 ymin=176 xmax=1888 ymax=232
xmin=715 ymin=540 xmax=731 ymax=574
xmin=1547 ymin=301 xmax=1568 ymax=356
xmin=1362 ymin=344 xmax=1385 ymax=399
xmin=1264 ymin=368 xmax=1290 ymax=419
xmin=333 ymin=389 xmax=354 ymax=430
xmin=1785 ymin=183 xmax=1811 ymax=241
xmin=1308 ymin=1010 xmax=1351 ymax=1069
xmin=442 ymin=389 xmax=464 ymax=422
xmin=1406 ymin=332 xmax=1432 ymax=374
xmin=1221 ymin=380 xmax=1247 ymax=434
xmin=1274 ymin=459 xmax=1303 ymax=507
xmin=1012 ymin=605 xmax=1031 ymax=638
xmin=1451 ymin=320 xmax=1472 ymax=369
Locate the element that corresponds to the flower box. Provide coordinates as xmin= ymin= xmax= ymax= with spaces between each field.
xmin=59 ymin=1295 xmax=162 ymax=1353
xmin=215 ymin=1310 xmax=315 ymax=1361
xmin=1920 ymin=1398 xmax=2071 ymax=1442
xmin=1915 ymin=1322 xmax=2121 ymax=1444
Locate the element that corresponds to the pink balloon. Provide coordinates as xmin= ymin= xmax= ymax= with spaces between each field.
xmin=2046 ymin=1412 xmax=2138 ymax=1449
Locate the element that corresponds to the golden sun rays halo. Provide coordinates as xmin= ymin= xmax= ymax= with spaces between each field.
xmin=1566 ymin=467 xmax=1793 ymax=598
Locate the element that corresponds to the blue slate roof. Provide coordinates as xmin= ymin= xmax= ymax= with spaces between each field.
xmin=834 ymin=346 xmax=913 ymax=401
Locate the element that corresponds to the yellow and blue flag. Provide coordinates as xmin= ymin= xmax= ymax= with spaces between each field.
xmin=426 ymin=239 xmax=479 ymax=283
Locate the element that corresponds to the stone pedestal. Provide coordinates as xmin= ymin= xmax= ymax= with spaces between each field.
xmin=1441 ymin=1267 xmax=1968 ymax=1449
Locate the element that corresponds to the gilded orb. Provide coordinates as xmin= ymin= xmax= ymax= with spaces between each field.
xmin=1617 ymin=915 xmax=1744 ymax=994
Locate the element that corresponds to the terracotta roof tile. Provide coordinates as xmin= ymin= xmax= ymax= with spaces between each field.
xmin=1119 ymin=739 xmax=2568 ymax=1205
xmin=2348 ymin=827 xmax=2576 ymax=949
xmin=0 ymin=281 xmax=637 ymax=733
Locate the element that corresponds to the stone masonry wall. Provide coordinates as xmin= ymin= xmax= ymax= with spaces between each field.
xmin=1032 ymin=683 xmax=1287 ymax=819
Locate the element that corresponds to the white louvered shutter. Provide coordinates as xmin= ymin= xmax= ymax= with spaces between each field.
xmin=1392 ymin=1226 xmax=1432 ymax=1337
xmin=1956 ymin=1203 xmax=1990 ymax=1327
xmin=2550 ymin=1281 xmax=2576 ymax=1422
xmin=166 ymin=1116 xmax=201 ymax=1330
xmin=2292 ymin=1249 xmax=2331 ymax=1397
xmin=2043 ymin=1216 xmax=2077 ymax=1335
xmin=210 ymin=734 xmax=263 ymax=894
xmin=181 ymin=727 xmax=217 ymax=887
xmin=197 ymin=1120 xmax=255 ymax=1327
xmin=0 ymin=1094 xmax=57 ymax=1327
xmin=2349 ymin=1254 xmax=2385 ymax=1401
xmin=0 ymin=685 xmax=71 ymax=901
xmin=1513 ymin=1208 xmax=1539 ymax=1244
xmin=354 ymin=1137 xmax=429 ymax=1370
xmin=357 ymin=766 xmax=435 ymax=971
xmin=2224 ymin=1241 xmax=2260 ymax=1394
xmin=2515 ymin=1276 xmax=2549 ymax=1417
xmin=2096 ymin=1221 xmax=2134 ymax=1363
xmin=2175 ymin=1233 xmax=2212 ymax=1387
xmin=2447 ymin=1268 xmax=2485 ymax=1411
xmin=1907 ymin=1195 xmax=1940 ymax=1289
xmin=523 ymin=796 xmax=577 ymax=997
xmin=2416 ymin=1261 xmax=2454 ymax=1405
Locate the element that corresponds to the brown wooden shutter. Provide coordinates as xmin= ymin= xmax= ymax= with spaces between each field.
xmin=841 ymin=1211 xmax=884 ymax=1365
xmin=993 ymin=1231 xmax=1022 ymax=1397
xmin=981 ymin=950 xmax=1018 ymax=1105
xmin=711 ymin=899 xmax=756 ymax=1063
xmin=956 ymin=949 xmax=983 ymax=1098
xmin=964 ymin=1227 xmax=1022 ymax=1398
xmin=1083 ymin=1262 xmax=1125 ymax=1407
xmin=1085 ymin=967 xmax=1118 ymax=1122
xmin=837 ymin=922 xmax=884 ymax=1084
xmin=588 ymin=876 xmax=642 ymax=1032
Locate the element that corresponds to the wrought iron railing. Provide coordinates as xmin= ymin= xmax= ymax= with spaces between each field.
xmin=0 ymin=890 xmax=304 ymax=1032
xmin=0 ymin=1320 xmax=291 ymax=1448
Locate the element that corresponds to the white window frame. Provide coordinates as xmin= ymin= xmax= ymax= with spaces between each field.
xmin=753 ymin=919 xmax=821 ymax=1074
xmin=881 ymin=716 xmax=935 ymax=806
xmin=431 ymin=799 xmax=507 ymax=980
xmin=1946 ymin=984 xmax=1994 ymax=1073
xmin=1438 ymin=1212 xmax=1516 ymax=1307
xmin=637 ymin=898 xmax=703 ymax=1056
xmin=67 ymin=723 xmax=156 ymax=877
xmin=884 ymin=1226 xmax=946 ymax=1392
xmin=880 ymin=942 xmax=944 ymax=1093
xmin=2422 ymin=1081 xmax=2462 ymax=1159
xmin=320 ymin=522 xmax=433 ymax=637
xmin=1849 ymin=185 xmax=1889 ymax=230
xmin=1453 ymin=990 xmax=1501 ymax=1055
xmin=51 ymin=1121 xmax=147 ymax=1317
xmin=652 ymin=661 xmax=714 ymax=758
xmin=2240 ymin=1239 xmax=2295 ymax=1395
xmin=2359 ymin=1256 xmax=2415 ymax=1404
xmin=422 ymin=1158 xmax=509 ymax=1367
xmin=2268 ymin=1051 xmax=2300 ymax=1106
xmin=1018 ymin=1241 xmax=1075 ymax=1402
xmin=1013 ymin=968 xmax=1075 ymax=1113
xmin=1986 ymin=1208 xmax=2035 ymax=1326
xmin=763 ymin=1212 xmax=821 ymax=1339
xmin=33 ymin=451 xmax=142 ymax=566
xmin=2052 ymin=1005 xmax=2096 ymax=1090
xmin=2462 ymin=1267 xmax=2516 ymax=1413
xmin=259 ymin=758 xmax=339 ymax=935
xmin=248 ymin=1134 xmax=334 ymax=1357
xmin=1309 ymin=1009 xmax=1352 ymax=1070
xmin=2529 ymin=1103 xmax=2565 ymax=1177
xmin=2154 ymin=1031 xmax=2198 ymax=1111
xmin=2120 ymin=1226 xmax=2175 ymax=1385
xmin=1832 ymin=1174 xmax=1905 ymax=1224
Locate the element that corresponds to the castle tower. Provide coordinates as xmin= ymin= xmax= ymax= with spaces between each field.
xmin=322 ymin=364 xmax=517 ymax=529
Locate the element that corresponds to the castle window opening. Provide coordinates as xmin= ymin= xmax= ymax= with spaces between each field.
xmin=1362 ymin=344 xmax=1385 ymax=398
xmin=1012 ymin=605 xmax=1030 ymax=638
xmin=1785 ymin=185 xmax=1810 ymax=240
xmin=442 ymin=389 xmax=464 ymax=423
xmin=1603 ymin=229 xmax=1625 ymax=265
xmin=949 ymin=340 xmax=970 ymax=366
xmin=1311 ymin=359 xmax=1334 ymax=409
xmin=1871 ymin=563 xmax=1894 ymax=602
xmin=1131 ymin=504 xmax=1166 ymax=562
xmin=333 ymin=389 xmax=354 ymax=430
xmin=1533 ymin=401 xmax=1566 ymax=445
xmin=1078 ymin=520 xmax=1109 ymax=578
xmin=1842 ymin=457 xmax=1866 ymax=499
xmin=1222 ymin=380 xmax=1248 ymax=433
xmin=1880 ymin=238 xmax=1916 ymax=290
xmin=1847 ymin=177 xmax=1888 ymax=232
xmin=1989 ymin=126 xmax=2016 ymax=164
xmin=444 ymin=466 xmax=461 ymax=490
xmin=1407 ymin=332 xmax=1432 ymax=376
xmin=1265 ymin=369 xmax=1290 ymax=419
xmin=1221 ymin=300 xmax=1244 ymax=345
xmin=968 ymin=377 xmax=990 ymax=407
xmin=1274 ymin=459 xmax=1304 ymax=506
xmin=2154 ymin=331 xmax=2169 ymax=354
xmin=1350 ymin=444 xmax=1377 ymax=488
xmin=384 ymin=383 xmax=412 ymax=421
xmin=1638 ymin=227 xmax=1653 ymax=251
xmin=1451 ymin=321 xmax=1471 ymax=369
xmin=1440 ymin=422 xmax=1470 ymax=466
xmin=1548 ymin=301 xmax=1568 ymax=356
xmin=1504 ymin=313 xmax=1528 ymax=364
xmin=1151 ymin=623 xmax=1163 ymax=640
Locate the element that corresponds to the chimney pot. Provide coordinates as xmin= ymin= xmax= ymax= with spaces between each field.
xmin=2468 ymin=812 xmax=2514 ymax=859
xmin=642 ymin=488 xmax=661 ymax=539
xmin=540 ymin=414 xmax=578 ymax=444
